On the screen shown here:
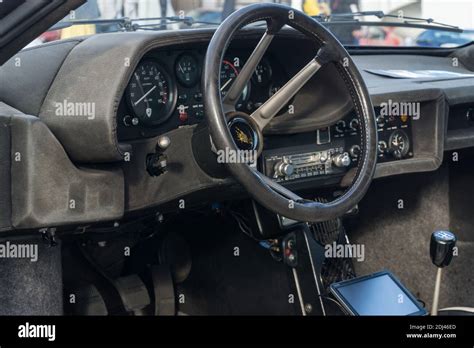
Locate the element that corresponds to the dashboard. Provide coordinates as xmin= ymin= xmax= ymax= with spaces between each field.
xmin=117 ymin=48 xmax=292 ymax=141
xmin=117 ymin=42 xmax=417 ymax=191
xmin=1 ymin=28 xmax=474 ymax=228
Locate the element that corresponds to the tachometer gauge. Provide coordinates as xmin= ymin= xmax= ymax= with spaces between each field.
xmin=175 ymin=54 xmax=199 ymax=87
xmin=252 ymin=60 xmax=272 ymax=86
xmin=127 ymin=61 xmax=176 ymax=127
xmin=220 ymin=59 xmax=250 ymax=108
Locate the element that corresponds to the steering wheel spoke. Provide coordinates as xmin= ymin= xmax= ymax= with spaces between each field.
xmin=250 ymin=44 xmax=336 ymax=130
xmin=222 ymin=30 xmax=275 ymax=111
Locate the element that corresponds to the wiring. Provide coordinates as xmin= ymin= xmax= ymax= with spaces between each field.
xmin=317 ymin=294 xmax=350 ymax=315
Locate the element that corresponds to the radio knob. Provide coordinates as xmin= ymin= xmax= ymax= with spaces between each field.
xmin=274 ymin=160 xmax=294 ymax=177
xmin=332 ymin=152 xmax=351 ymax=168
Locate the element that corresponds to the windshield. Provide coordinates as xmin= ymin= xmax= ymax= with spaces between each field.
xmin=32 ymin=0 xmax=474 ymax=48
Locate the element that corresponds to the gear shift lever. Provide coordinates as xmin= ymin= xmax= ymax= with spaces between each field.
xmin=430 ymin=230 xmax=457 ymax=316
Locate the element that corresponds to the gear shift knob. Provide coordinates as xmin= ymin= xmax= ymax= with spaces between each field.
xmin=430 ymin=230 xmax=457 ymax=316
xmin=430 ymin=230 xmax=457 ymax=268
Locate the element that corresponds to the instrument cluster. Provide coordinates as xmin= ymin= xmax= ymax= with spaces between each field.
xmin=117 ymin=48 xmax=289 ymax=141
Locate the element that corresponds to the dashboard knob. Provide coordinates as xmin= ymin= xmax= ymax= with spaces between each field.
xmin=349 ymin=145 xmax=361 ymax=158
xmin=332 ymin=152 xmax=351 ymax=168
xmin=378 ymin=140 xmax=388 ymax=155
xmin=376 ymin=115 xmax=385 ymax=128
xmin=123 ymin=115 xmax=133 ymax=127
xmin=335 ymin=120 xmax=346 ymax=133
xmin=274 ymin=160 xmax=294 ymax=177
xmin=349 ymin=118 xmax=359 ymax=131
xmin=157 ymin=136 xmax=171 ymax=150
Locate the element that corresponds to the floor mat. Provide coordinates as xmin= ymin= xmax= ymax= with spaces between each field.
xmin=348 ymin=159 xmax=474 ymax=310
xmin=173 ymin=213 xmax=300 ymax=315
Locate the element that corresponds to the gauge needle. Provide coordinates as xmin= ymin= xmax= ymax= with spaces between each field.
xmin=220 ymin=78 xmax=233 ymax=92
xmin=134 ymin=85 xmax=157 ymax=106
xmin=178 ymin=63 xmax=185 ymax=74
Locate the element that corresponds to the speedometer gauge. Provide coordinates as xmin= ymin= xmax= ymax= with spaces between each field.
xmin=127 ymin=61 xmax=176 ymax=127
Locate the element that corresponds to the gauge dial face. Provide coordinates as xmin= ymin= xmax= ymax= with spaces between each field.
xmin=389 ymin=130 xmax=410 ymax=158
xmin=175 ymin=54 xmax=199 ymax=87
xmin=220 ymin=59 xmax=250 ymax=108
xmin=268 ymin=84 xmax=281 ymax=98
xmin=127 ymin=61 xmax=175 ymax=126
xmin=252 ymin=60 xmax=272 ymax=86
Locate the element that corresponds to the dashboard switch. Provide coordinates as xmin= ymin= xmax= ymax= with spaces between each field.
xmin=146 ymin=153 xmax=167 ymax=177
xmin=332 ymin=152 xmax=351 ymax=167
xmin=193 ymin=92 xmax=203 ymax=102
xmin=376 ymin=115 xmax=385 ymax=128
xmin=178 ymin=94 xmax=188 ymax=103
xmin=349 ymin=145 xmax=361 ymax=159
xmin=378 ymin=140 xmax=387 ymax=155
xmin=335 ymin=120 xmax=346 ymax=133
xmin=178 ymin=106 xmax=188 ymax=122
xmin=123 ymin=115 xmax=133 ymax=126
xmin=349 ymin=118 xmax=359 ymax=131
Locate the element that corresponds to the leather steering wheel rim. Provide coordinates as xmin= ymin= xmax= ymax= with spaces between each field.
xmin=203 ymin=3 xmax=377 ymax=223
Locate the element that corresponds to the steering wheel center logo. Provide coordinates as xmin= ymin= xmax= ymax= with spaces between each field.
xmin=230 ymin=120 xmax=255 ymax=150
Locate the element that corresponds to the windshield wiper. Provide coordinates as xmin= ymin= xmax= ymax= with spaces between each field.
xmin=313 ymin=11 xmax=462 ymax=33
xmin=49 ymin=16 xmax=220 ymax=32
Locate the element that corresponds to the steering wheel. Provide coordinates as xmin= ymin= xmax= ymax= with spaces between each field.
xmin=203 ymin=3 xmax=377 ymax=222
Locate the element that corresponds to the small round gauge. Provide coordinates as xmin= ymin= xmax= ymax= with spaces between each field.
xmin=252 ymin=60 xmax=272 ymax=86
xmin=268 ymin=84 xmax=280 ymax=98
xmin=388 ymin=130 xmax=410 ymax=159
xmin=175 ymin=54 xmax=199 ymax=87
xmin=220 ymin=59 xmax=250 ymax=108
xmin=127 ymin=61 xmax=176 ymax=126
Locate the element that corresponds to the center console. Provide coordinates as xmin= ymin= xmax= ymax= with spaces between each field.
xmin=261 ymin=108 xmax=414 ymax=186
